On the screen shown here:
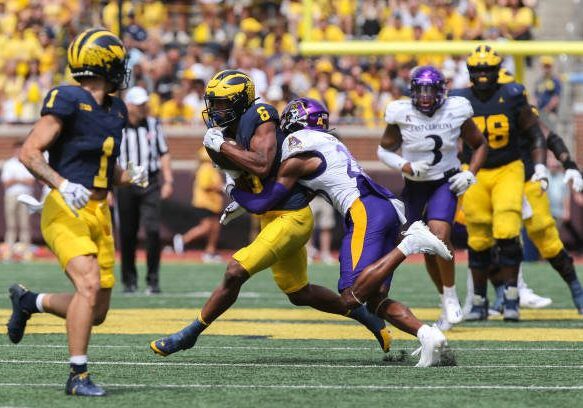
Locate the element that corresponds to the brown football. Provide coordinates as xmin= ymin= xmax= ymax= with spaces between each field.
xmin=205 ymin=138 xmax=241 ymax=170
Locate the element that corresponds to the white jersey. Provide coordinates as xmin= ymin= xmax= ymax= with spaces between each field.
xmin=385 ymin=96 xmax=473 ymax=181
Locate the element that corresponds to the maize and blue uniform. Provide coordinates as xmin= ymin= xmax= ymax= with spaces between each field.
xmin=280 ymin=130 xmax=406 ymax=292
xmin=450 ymin=83 xmax=530 ymax=253
xmin=385 ymin=96 xmax=474 ymax=225
xmin=230 ymin=103 xmax=313 ymax=294
xmin=40 ymin=85 xmax=127 ymax=288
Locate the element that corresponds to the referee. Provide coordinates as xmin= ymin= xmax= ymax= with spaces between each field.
xmin=116 ymin=87 xmax=173 ymax=294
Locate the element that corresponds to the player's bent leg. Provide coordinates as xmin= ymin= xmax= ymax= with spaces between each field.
xmin=150 ymin=259 xmax=250 ymax=357
xmin=465 ymin=246 xmax=492 ymax=321
xmin=548 ymin=250 xmax=583 ymax=314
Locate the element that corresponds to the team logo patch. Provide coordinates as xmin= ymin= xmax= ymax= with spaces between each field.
xmin=79 ymin=103 xmax=92 ymax=111
xmin=287 ymin=136 xmax=303 ymax=151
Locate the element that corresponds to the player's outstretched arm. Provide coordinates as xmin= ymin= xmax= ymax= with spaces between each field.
xmin=232 ymin=155 xmax=320 ymax=214
xmin=543 ymin=124 xmax=583 ymax=192
xmin=460 ymin=118 xmax=488 ymax=175
xmin=221 ymin=122 xmax=277 ymax=179
xmin=19 ymin=115 xmax=65 ymax=189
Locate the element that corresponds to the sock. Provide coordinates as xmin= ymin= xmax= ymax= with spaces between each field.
xmin=569 ymin=280 xmax=583 ymax=298
xmin=70 ymin=355 xmax=88 ymax=375
xmin=494 ymin=284 xmax=505 ymax=300
xmin=175 ymin=315 xmax=209 ymax=348
xmin=474 ymin=282 xmax=487 ymax=299
xmin=417 ymin=324 xmax=431 ymax=338
xmin=347 ymin=305 xmax=385 ymax=333
xmin=20 ymin=291 xmax=40 ymax=314
xmin=443 ymin=285 xmax=457 ymax=299
xmin=35 ymin=294 xmax=45 ymax=313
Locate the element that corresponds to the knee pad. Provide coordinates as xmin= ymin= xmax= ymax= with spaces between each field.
xmin=468 ymin=248 xmax=492 ymax=270
xmin=497 ymin=238 xmax=523 ymax=267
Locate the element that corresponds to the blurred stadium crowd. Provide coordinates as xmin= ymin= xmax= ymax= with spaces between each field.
xmin=0 ymin=0 xmax=539 ymax=126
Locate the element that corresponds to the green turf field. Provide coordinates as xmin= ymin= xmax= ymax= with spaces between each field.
xmin=1 ymin=260 xmax=583 ymax=407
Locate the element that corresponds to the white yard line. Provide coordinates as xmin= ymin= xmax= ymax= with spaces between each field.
xmin=1 ymin=344 xmax=582 ymax=352
xmin=1 ymin=359 xmax=583 ymax=369
xmin=0 ymin=382 xmax=582 ymax=391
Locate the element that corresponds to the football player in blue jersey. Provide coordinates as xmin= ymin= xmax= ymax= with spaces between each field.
xmin=6 ymin=28 xmax=147 ymax=396
xmin=150 ymin=70 xmax=393 ymax=357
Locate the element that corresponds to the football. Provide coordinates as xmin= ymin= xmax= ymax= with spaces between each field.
xmin=205 ymin=137 xmax=242 ymax=171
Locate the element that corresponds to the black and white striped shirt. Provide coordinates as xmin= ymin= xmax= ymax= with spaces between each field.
xmin=119 ymin=117 xmax=168 ymax=174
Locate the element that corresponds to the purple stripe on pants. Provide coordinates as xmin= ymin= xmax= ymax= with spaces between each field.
xmin=401 ymin=178 xmax=458 ymax=225
xmin=338 ymin=194 xmax=400 ymax=292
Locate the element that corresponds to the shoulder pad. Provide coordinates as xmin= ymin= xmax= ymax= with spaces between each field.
xmin=502 ymin=82 xmax=527 ymax=97
xmin=385 ymin=99 xmax=411 ymax=124
xmin=446 ymin=96 xmax=474 ymax=119
xmin=40 ymin=86 xmax=78 ymax=119
xmin=281 ymin=130 xmax=316 ymax=161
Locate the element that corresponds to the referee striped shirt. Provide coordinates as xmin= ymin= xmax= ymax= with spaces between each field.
xmin=119 ymin=117 xmax=168 ymax=174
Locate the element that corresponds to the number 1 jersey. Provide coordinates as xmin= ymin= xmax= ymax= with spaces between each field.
xmin=41 ymin=85 xmax=127 ymax=190
xmin=384 ymin=96 xmax=473 ymax=181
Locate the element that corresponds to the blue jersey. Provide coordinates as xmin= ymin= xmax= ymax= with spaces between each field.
xmin=451 ymin=83 xmax=529 ymax=169
xmin=231 ymin=102 xmax=310 ymax=211
xmin=41 ymin=86 xmax=127 ymax=190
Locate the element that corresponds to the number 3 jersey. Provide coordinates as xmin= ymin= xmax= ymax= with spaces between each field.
xmin=450 ymin=83 xmax=530 ymax=169
xmin=281 ymin=129 xmax=399 ymax=218
xmin=385 ymin=96 xmax=473 ymax=181
xmin=41 ymin=85 xmax=127 ymax=190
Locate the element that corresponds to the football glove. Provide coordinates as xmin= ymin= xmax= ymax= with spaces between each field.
xmin=564 ymin=169 xmax=583 ymax=193
xmin=448 ymin=170 xmax=476 ymax=196
xmin=58 ymin=179 xmax=91 ymax=216
xmin=223 ymin=169 xmax=242 ymax=197
xmin=127 ymin=161 xmax=149 ymax=188
xmin=220 ymin=201 xmax=246 ymax=225
xmin=408 ymin=160 xmax=430 ymax=178
xmin=531 ymin=164 xmax=549 ymax=191
xmin=203 ymin=127 xmax=225 ymax=153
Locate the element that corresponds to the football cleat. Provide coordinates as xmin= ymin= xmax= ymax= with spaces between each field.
xmin=503 ymin=287 xmax=520 ymax=322
xmin=435 ymin=312 xmax=452 ymax=332
xmin=464 ymin=295 xmax=488 ymax=321
xmin=150 ymin=333 xmax=193 ymax=357
xmin=7 ymin=284 xmax=32 ymax=344
xmin=571 ymin=290 xmax=583 ymax=315
xmin=65 ymin=372 xmax=106 ymax=397
xmin=443 ymin=296 xmax=463 ymax=324
xmin=519 ymin=288 xmax=552 ymax=309
xmin=412 ymin=325 xmax=448 ymax=367
xmin=374 ymin=326 xmax=393 ymax=353
xmin=491 ymin=285 xmax=505 ymax=314
xmin=401 ymin=221 xmax=452 ymax=260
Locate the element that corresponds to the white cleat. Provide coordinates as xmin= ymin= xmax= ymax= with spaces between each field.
xmin=173 ymin=234 xmax=184 ymax=255
xmin=412 ymin=325 xmax=447 ymax=367
xmin=519 ymin=288 xmax=552 ymax=309
xmin=434 ymin=313 xmax=453 ymax=332
xmin=443 ymin=297 xmax=464 ymax=324
xmin=401 ymin=221 xmax=453 ymax=260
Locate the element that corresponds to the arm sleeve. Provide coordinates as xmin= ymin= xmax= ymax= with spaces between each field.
xmin=40 ymin=87 xmax=76 ymax=120
xmin=547 ymin=131 xmax=578 ymax=170
xmin=231 ymin=181 xmax=291 ymax=214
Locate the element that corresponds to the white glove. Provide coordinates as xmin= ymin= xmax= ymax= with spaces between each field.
xmin=564 ymin=169 xmax=583 ymax=193
xmin=531 ymin=163 xmax=549 ymax=191
xmin=223 ymin=169 xmax=241 ymax=197
xmin=408 ymin=160 xmax=430 ymax=178
xmin=58 ymin=179 xmax=91 ymax=216
xmin=17 ymin=194 xmax=45 ymax=214
xmin=203 ymin=127 xmax=225 ymax=153
xmin=448 ymin=170 xmax=476 ymax=196
xmin=128 ymin=161 xmax=148 ymax=188
xmin=220 ymin=201 xmax=246 ymax=225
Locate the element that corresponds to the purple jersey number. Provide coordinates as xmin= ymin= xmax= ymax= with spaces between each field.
xmin=336 ymin=144 xmax=361 ymax=178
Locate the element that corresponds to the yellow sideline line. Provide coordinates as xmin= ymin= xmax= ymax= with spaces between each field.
xmin=0 ymin=308 xmax=582 ymax=342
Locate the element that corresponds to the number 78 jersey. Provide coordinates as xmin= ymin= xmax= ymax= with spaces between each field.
xmin=385 ymin=96 xmax=473 ymax=181
xmin=281 ymin=129 xmax=396 ymax=216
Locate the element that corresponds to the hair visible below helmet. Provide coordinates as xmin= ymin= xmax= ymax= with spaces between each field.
xmin=410 ymin=65 xmax=446 ymax=116
xmin=67 ymin=28 xmax=129 ymax=91
xmin=466 ymin=44 xmax=502 ymax=92
xmin=202 ymin=70 xmax=256 ymax=128
xmin=280 ymin=97 xmax=329 ymax=134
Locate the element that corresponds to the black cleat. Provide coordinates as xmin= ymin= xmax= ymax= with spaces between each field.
xmin=7 ymin=284 xmax=31 ymax=344
xmin=65 ymin=372 xmax=106 ymax=397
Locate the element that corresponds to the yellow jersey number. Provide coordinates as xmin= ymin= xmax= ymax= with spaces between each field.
xmin=257 ymin=106 xmax=271 ymax=121
xmin=93 ymin=137 xmax=115 ymax=188
xmin=472 ymin=114 xmax=510 ymax=149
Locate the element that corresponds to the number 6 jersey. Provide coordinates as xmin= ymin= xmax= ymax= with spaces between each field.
xmin=41 ymin=85 xmax=127 ymax=190
xmin=385 ymin=96 xmax=474 ymax=181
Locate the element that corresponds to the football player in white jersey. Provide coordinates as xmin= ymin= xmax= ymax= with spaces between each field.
xmin=231 ymin=97 xmax=454 ymax=367
xmin=377 ymin=66 xmax=488 ymax=330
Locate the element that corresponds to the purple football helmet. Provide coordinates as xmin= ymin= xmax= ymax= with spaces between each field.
xmin=410 ymin=66 xmax=447 ymax=116
xmin=280 ymin=97 xmax=329 ymax=134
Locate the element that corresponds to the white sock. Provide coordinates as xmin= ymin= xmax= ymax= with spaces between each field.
xmin=417 ymin=324 xmax=431 ymax=338
xmin=517 ymin=264 xmax=527 ymax=290
xmin=70 ymin=355 xmax=88 ymax=365
xmin=443 ymin=285 xmax=457 ymax=299
xmin=36 ymin=293 xmax=45 ymax=313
